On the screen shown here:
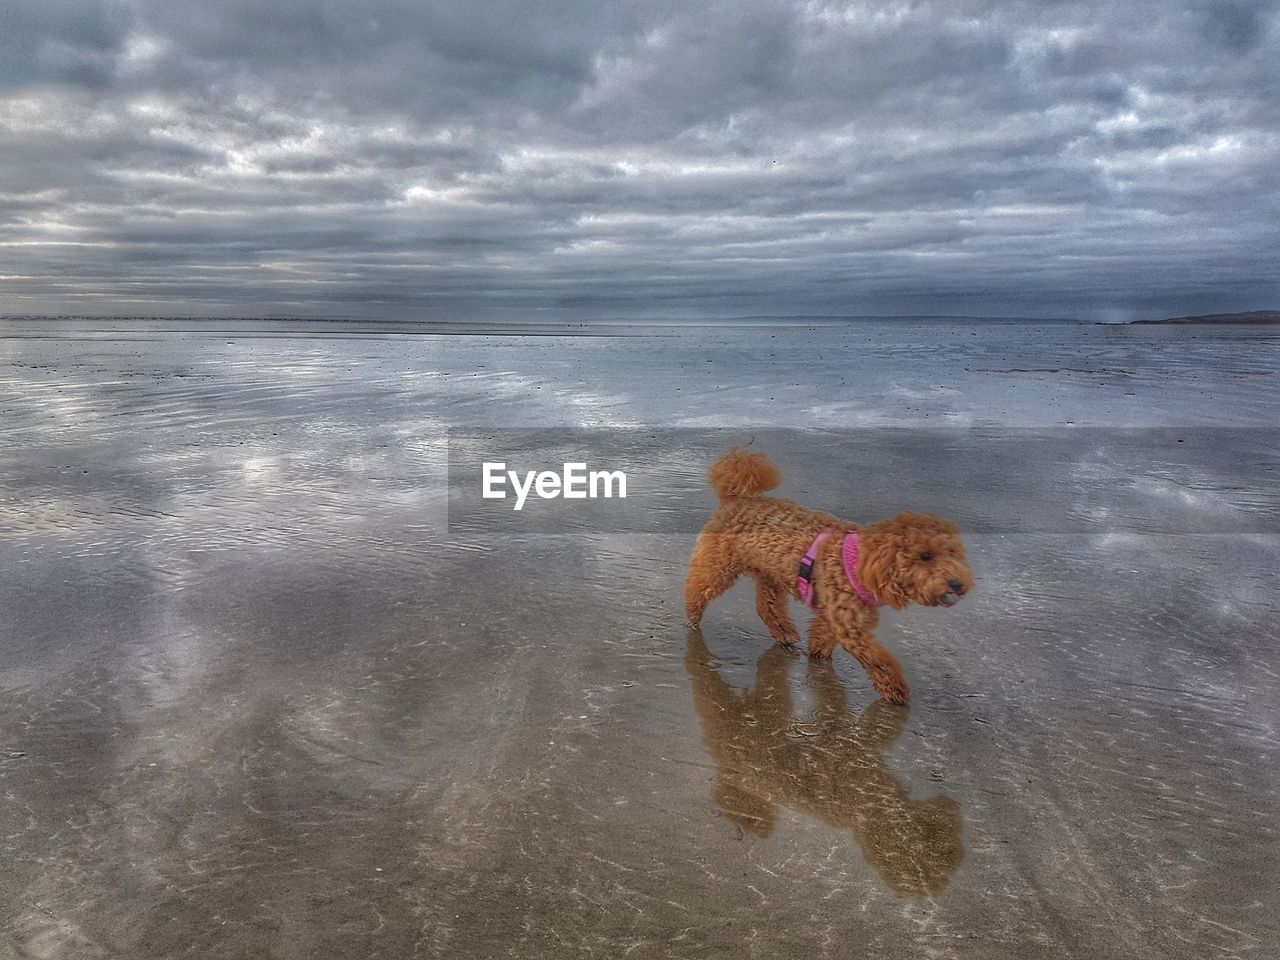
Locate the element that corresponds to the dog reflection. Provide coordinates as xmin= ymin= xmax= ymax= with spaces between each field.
xmin=686 ymin=628 xmax=963 ymax=896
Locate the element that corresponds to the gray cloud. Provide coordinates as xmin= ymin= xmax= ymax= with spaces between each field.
xmin=1 ymin=0 xmax=1277 ymax=320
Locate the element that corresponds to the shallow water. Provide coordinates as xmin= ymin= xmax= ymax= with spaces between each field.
xmin=1 ymin=318 xmax=1277 ymax=958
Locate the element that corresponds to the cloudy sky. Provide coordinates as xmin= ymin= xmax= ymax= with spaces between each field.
xmin=1 ymin=0 xmax=1277 ymax=321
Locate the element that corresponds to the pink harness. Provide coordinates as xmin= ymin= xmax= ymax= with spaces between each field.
xmin=796 ymin=529 xmax=883 ymax=609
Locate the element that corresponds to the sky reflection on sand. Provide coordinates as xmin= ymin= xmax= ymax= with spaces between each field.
xmin=1 ymin=320 xmax=1277 ymax=959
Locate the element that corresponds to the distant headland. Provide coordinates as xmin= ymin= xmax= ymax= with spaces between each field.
xmin=1131 ymin=310 xmax=1280 ymax=324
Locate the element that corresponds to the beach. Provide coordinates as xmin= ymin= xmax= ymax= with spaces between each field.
xmin=1 ymin=318 xmax=1277 ymax=959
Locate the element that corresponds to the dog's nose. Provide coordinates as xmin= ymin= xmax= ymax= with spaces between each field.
xmin=948 ymin=579 xmax=965 ymax=594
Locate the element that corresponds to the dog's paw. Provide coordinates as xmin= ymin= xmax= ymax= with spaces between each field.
xmin=808 ymin=646 xmax=834 ymax=660
xmin=871 ymin=668 xmax=910 ymax=705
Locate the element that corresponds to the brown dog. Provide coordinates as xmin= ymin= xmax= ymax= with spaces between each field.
xmin=684 ymin=449 xmax=973 ymax=703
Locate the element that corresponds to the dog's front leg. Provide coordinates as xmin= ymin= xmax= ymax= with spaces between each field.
xmin=754 ymin=576 xmax=800 ymax=646
xmin=808 ymin=604 xmax=907 ymax=707
xmin=824 ymin=614 xmax=910 ymax=704
xmin=807 ymin=614 xmax=838 ymax=659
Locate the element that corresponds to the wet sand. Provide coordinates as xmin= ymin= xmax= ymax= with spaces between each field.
xmin=1 ymin=320 xmax=1277 ymax=958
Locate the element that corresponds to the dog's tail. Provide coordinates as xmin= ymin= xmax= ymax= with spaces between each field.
xmin=707 ymin=448 xmax=781 ymax=500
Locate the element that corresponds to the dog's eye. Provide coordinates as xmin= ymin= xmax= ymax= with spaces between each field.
xmin=919 ymin=552 xmax=934 ymax=562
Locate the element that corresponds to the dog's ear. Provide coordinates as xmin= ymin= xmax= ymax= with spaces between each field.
xmin=858 ymin=527 xmax=911 ymax=609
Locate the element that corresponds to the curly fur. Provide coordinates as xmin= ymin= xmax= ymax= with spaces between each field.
xmin=684 ymin=449 xmax=974 ymax=703
xmin=706 ymin=448 xmax=781 ymax=498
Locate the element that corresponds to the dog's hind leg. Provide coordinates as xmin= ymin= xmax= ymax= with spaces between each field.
xmin=685 ymin=535 xmax=742 ymax=626
xmin=754 ymin=575 xmax=800 ymax=646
